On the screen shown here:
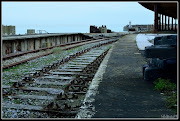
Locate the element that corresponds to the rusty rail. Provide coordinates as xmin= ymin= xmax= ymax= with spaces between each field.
xmin=3 ymin=52 xmax=53 ymax=69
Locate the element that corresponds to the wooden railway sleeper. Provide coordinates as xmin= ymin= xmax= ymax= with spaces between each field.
xmin=3 ymin=88 xmax=16 ymax=97
xmin=11 ymin=81 xmax=24 ymax=88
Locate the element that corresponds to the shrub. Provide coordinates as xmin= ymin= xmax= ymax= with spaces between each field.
xmin=166 ymin=92 xmax=177 ymax=113
xmin=166 ymin=92 xmax=177 ymax=108
xmin=153 ymin=78 xmax=176 ymax=92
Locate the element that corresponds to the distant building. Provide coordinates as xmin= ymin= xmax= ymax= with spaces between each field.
xmin=107 ymin=29 xmax=111 ymax=33
xmin=90 ymin=25 xmax=100 ymax=33
xmin=123 ymin=24 xmax=154 ymax=32
xmin=123 ymin=21 xmax=153 ymax=32
xmin=36 ymin=30 xmax=48 ymax=34
xmin=99 ymin=25 xmax=107 ymax=33
xmin=2 ymin=25 xmax=16 ymax=35
xmin=90 ymin=25 xmax=111 ymax=33
xmin=27 ymin=29 xmax=35 ymax=35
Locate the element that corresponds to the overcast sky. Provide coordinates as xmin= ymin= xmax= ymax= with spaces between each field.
xmin=2 ymin=1 xmax=154 ymax=34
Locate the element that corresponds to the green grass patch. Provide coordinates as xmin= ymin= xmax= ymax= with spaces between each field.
xmin=13 ymin=99 xmax=21 ymax=104
xmin=7 ymin=82 xmax=15 ymax=86
xmin=166 ymin=92 xmax=177 ymax=110
xmin=3 ymin=68 xmax=9 ymax=72
xmin=3 ymin=63 xmax=27 ymax=72
xmin=153 ymin=78 xmax=177 ymax=114
xmin=52 ymin=47 xmax=63 ymax=54
xmin=153 ymin=78 xmax=176 ymax=93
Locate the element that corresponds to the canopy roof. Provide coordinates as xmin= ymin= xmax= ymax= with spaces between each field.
xmin=139 ymin=2 xmax=177 ymax=19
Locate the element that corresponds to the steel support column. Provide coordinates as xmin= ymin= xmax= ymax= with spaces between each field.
xmin=171 ymin=17 xmax=174 ymax=30
xmin=175 ymin=19 xmax=177 ymax=31
xmin=165 ymin=15 xmax=167 ymax=30
xmin=168 ymin=16 xmax=170 ymax=30
xmin=162 ymin=14 xmax=164 ymax=31
xmin=154 ymin=4 xmax=158 ymax=33
xmin=158 ymin=14 xmax=161 ymax=31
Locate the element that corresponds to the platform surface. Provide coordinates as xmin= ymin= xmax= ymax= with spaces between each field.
xmin=92 ymin=34 xmax=175 ymax=118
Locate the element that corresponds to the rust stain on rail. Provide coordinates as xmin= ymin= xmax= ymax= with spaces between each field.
xmin=3 ymin=52 xmax=53 ymax=69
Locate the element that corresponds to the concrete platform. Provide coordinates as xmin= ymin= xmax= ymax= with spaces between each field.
xmin=89 ymin=34 xmax=175 ymax=118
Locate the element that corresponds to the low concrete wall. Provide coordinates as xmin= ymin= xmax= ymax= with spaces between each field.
xmin=2 ymin=33 xmax=91 ymax=56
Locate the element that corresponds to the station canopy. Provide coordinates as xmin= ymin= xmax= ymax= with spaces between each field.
xmin=139 ymin=2 xmax=177 ymax=19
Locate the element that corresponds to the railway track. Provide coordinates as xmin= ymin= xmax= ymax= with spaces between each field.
xmin=2 ymin=36 xmax=120 ymax=118
xmin=2 ymin=37 xmax=112 ymax=69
